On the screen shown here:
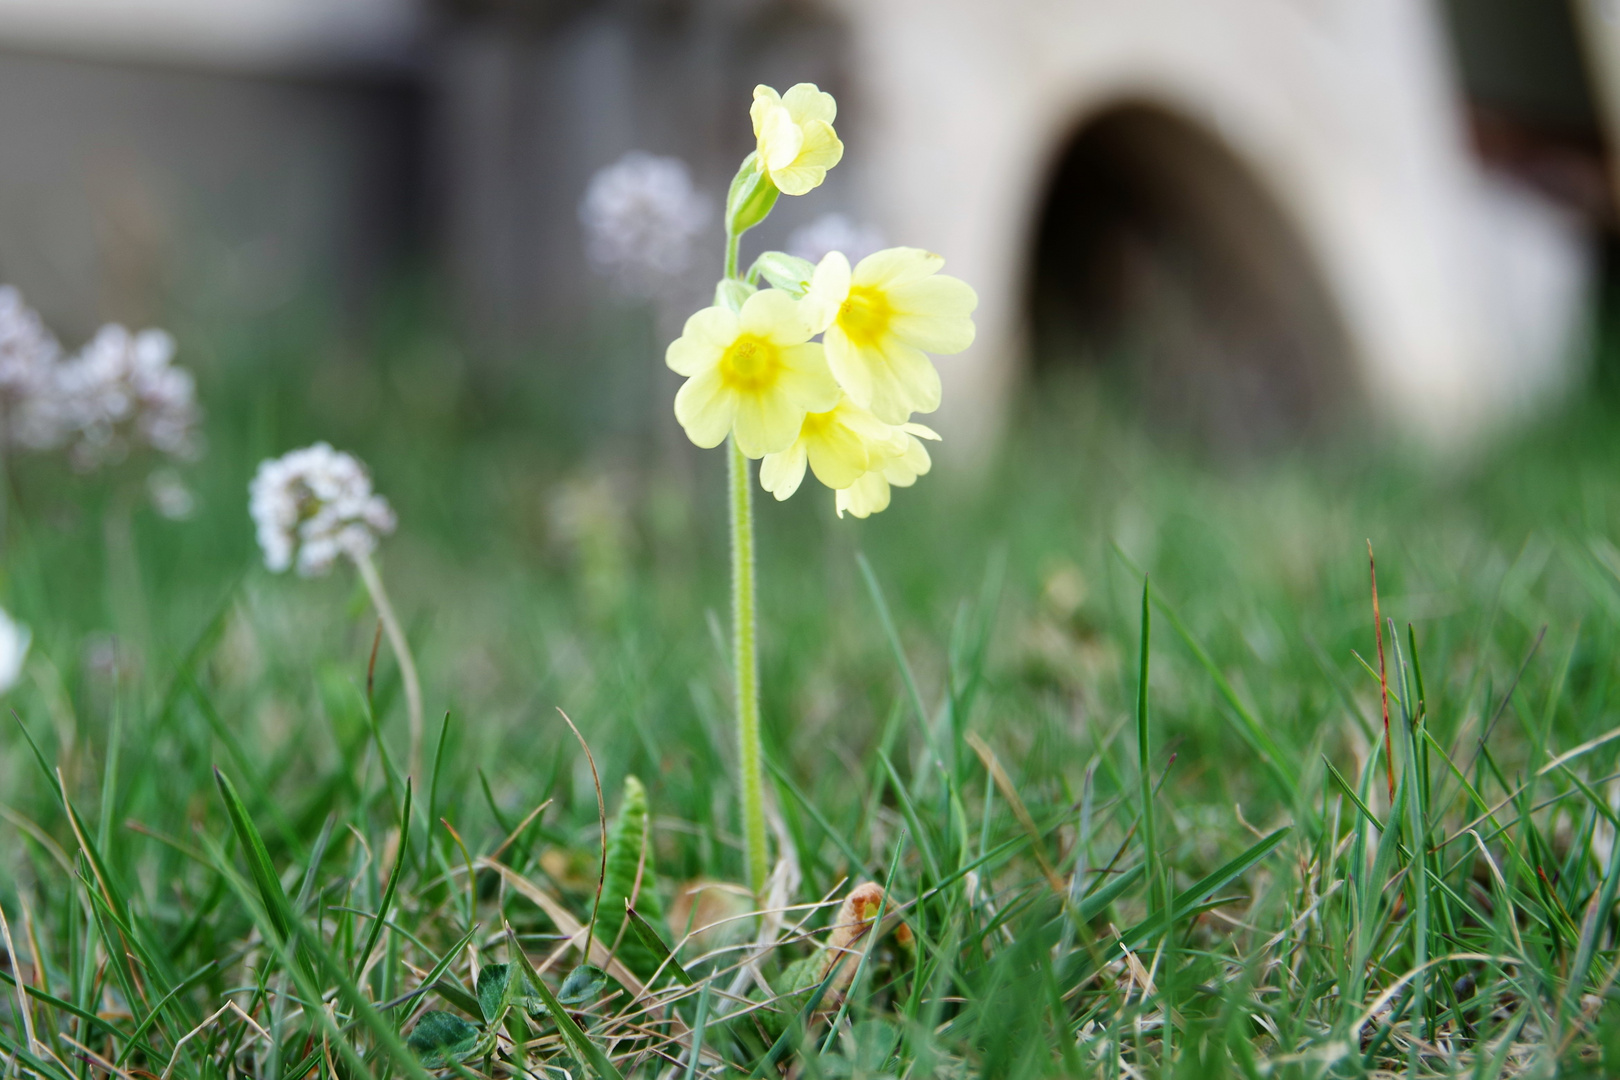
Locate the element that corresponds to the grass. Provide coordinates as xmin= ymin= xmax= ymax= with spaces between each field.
xmin=6 ymin=301 xmax=1620 ymax=1077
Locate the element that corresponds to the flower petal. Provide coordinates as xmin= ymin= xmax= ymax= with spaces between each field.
xmin=853 ymin=247 xmax=944 ymax=290
xmin=731 ymin=390 xmax=804 ymax=457
xmin=782 ymin=82 xmax=836 ymax=125
xmin=823 ymin=326 xmax=873 ymax=407
xmin=750 ymin=85 xmax=784 ymax=138
xmin=887 ymin=276 xmax=978 ymax=353
xmin=795 ymin=120 xmax=844 ymax=172
xmin=801 ymin=251 xmax=851 ymax=333
xmin=760 ymin=107 xmax=804 ymax=173
xmin=739 ymin=288 xmax=811 ymax=342
xmin=776 ymin=343 xmax=841 ymax=411
xmin=673 ymin=368 xmax=734 ymax=448
xmin=865 ymin=340 xmax=941 ymax=423
xmin=805 ymin=419 xmax=870 ymax=489
xmin=759 ymin=440 xmax=808 ymax=500
xmin=769 ymin=162 xmax=827 ymax=197
xmin=666 ymin=306 xmax=736 ymax=375
xmin=835 ymin=471 xmax=891 ymax=519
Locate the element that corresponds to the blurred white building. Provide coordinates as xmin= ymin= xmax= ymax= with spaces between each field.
xmin=0 ymin=0 xmax=1615 ymax=450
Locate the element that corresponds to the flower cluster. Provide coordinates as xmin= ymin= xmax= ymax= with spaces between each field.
xmin=249 ymin=443 xmax=397 ymax=577
xmin=0 ymin=285 xmax=201 ymax=470
xmin=37 ymin=325 xmax=200 ymax=470
xmin=580 ymin=152 xmax=713 ymax=297
xmin=665 ymin=83 xmax=975 ymax=517
xmin=0 ymin=286 xmax=61 ymax=447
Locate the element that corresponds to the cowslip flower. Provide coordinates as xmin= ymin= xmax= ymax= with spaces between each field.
xmin=667 ymin=288 xmax=839 ymax=457
xmin=804 ymin=248 xmax=978 ymax=424
xmin=750 ymin=84 xmax=843 ymax=197
xmin=835 ymin=423 xmax=940 ymax=519
xmin=249 ymin=443 xmax=397 ymax=577
xmin=758 ymin=396 xmax=902 ymax=501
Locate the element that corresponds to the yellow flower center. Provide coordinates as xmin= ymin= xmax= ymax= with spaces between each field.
xmin=799 ymin=408 xmax=838 ymax=438
xmin=718 ymin=335 xmax=782 ymax=391
xmin=838 ymin=286 xmax=893 ymax=349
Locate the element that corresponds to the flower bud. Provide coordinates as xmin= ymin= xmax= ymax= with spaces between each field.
xmin=725 ymin=153 xmax=779 ymax=238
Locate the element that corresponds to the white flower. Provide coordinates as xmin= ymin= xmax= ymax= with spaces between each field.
xmin=28 ymin=324 xmax=201 ymax=469
xmin=580 ymin=152 xmax=713 ymax=297
xmin=0 ymin=285 xmax=62 ymax=448
xmin=148 ymin=467 xmax=196 ymax=520
xmin=0 ymin=606 xmax=31 ymax=694
xmin=787 ymin=213 xmax=886 ymax=268
xmin=249 ymin=443 xmax=397 ymax=577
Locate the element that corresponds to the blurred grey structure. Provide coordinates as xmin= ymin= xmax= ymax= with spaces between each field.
xmin=0 ymin=0 xmax=1615 ymax=449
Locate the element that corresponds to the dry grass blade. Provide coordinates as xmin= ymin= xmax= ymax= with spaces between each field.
xmin=966 ymin=731 xmax=1065 ymax=894
xmin=556 ymin=707 xmax=608 ymax=962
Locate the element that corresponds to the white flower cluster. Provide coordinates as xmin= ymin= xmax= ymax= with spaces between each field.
xmin=250 ymin=442 xmax=396 ymax=577
xmin=0 ymin=286 xmax=63 ymax=448
xmin=580 ymin=152 xmax=713 ymax=297
xmin=787 ymin=212 xmax=886 ymax=268
xmin=39 ymin=325 xmax=200 ymax=470
xmin=0 ymin=285 xmax=200 ymax=468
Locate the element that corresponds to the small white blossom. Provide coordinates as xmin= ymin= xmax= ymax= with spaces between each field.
xmin=28 ymin=324 xmax=201 ymax=470
xmin=580 ymin=152 xmax=712 ymax=296
xmin=787 ymin=212 xmax=887 ymax=267
xmin=0 ymin=606 xmax=31 ymax=694
xmin=0 ymin=286 xmax=62 ymax=448
xmin=249 ymin=442 xmax=396 ymax=577
xmin=148 ymin=467 xmax=197 ymax=520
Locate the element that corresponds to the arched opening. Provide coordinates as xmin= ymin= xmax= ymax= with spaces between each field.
xmin=1029 ymin=103 xmax=1356 ymax=451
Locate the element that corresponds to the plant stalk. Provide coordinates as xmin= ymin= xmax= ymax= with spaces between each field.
xmin=729 ymin=436 xmax=767 ymax=897
xmin=355 ymin=550 xmax=424 ymax=782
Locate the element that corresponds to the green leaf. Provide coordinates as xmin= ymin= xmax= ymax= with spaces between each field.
xmin=356 ymin=780 xmax=411 ymax=979
xmin=598 ymin=776 xmax=668 ymax=980
xmin=477 ymin=962 xmax=513 ymax=1024
xmin=558 ymin=964 xmax=609 ymax=1006
xmin=213 ymin=768 xmax=313 ymax=984
xmin=407 ymin=1011 xmax=485 ymax=1068
xmin=625 ymin=904 xmax=693 ymax=986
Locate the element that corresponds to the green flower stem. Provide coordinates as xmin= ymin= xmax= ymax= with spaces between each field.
xmin=355 ymin=549 xmax=424 ymax=783
xmin=728 ymin=435 xmax=767 ymax=897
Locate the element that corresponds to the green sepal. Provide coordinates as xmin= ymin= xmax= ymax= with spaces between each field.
xmin=715 ymin=279 xmax=756 ymax=312
xmin=725 ymin=153 xmax=779 ymax=238
xmin=751 ymin=252 xmax=816 ymax=296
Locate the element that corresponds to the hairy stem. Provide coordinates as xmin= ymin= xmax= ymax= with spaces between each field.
xmin=729 ymin=436 xmax=767 ymax=896
xmin=355 ymin=550 xmax=423 ymax=782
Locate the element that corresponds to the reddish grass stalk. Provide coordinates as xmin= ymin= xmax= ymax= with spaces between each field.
xmin=1368 ymin=540 xmax=1395 ymax=804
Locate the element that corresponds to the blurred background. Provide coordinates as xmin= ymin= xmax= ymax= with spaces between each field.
xmin=2 ymin=0 xmax=1618 ymax=453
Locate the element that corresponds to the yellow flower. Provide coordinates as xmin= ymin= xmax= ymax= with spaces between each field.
xmin=758 ymin=396 xmax=899 ymax=501
xmin=804 ymin=249 xmax=977 ymax=424
xmin=835 ymin=423 xmax=940 ymax=519
xmin=751 ymin=84 xmax=844 ymax=197
xmin=667 ymin=289 xmax=840 ymax=458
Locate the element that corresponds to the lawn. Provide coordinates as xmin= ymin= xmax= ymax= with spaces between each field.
xmin=5 ymin=304 xmax=1620 ymax=1077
